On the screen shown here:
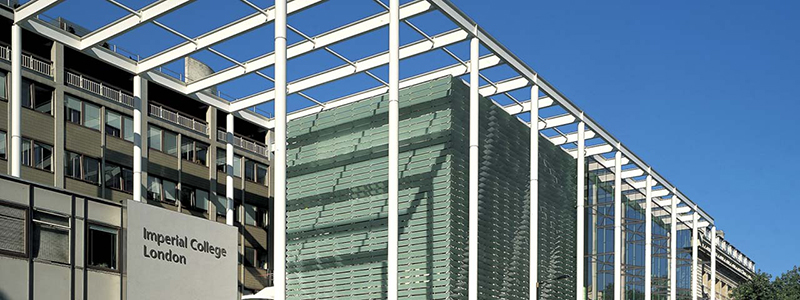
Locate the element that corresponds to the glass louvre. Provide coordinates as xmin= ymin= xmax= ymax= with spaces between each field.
xmin=586 ymin=164 xmax=616 ymax=300
xmin=676 ymin=223 xmax=693 ymax=300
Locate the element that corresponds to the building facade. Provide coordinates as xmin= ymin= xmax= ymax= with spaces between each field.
xmin=0 ymin=9 xmax=275 ymax=297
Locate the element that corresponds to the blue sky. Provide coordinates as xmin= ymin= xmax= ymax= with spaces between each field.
xmin=43 ymin=0 xmax=799 ymax=276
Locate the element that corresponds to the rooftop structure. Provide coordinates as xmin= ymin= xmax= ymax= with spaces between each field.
xmin=0 ymin=0 xmax=755 ymax=299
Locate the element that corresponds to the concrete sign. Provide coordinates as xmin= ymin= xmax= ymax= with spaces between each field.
xmin=127 ymin=200 xmax=237 ymax=300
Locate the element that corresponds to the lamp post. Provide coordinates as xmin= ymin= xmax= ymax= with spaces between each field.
xmin=537 ymin=274 xmax=571 ymax=300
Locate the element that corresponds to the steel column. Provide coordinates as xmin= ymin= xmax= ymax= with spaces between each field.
xmin=468 ymin=34 xmax=480 ymax=300
xmin=645 ymin=173 xmax=653 ymax=300
xmin=10 ymin=24 xmax=21 ymax=177
xmin=613 ymin=149 xmax=622 ymax=300
xmin=132 ymin=75 xmax=143 ymax=202
xmin=692 ymin=212 xmax=699 ymax=300
xmin=274 ymin=0 xmax=288 ymax=298
xmin=226 ymin=113 xmax=235 ymax=226
xmin=529 ymin=83 xmax=539 ymax=300
xmin=387 ymin=0 xmax=400 ymax=299
xmin=670 ymin=195 xmax=678 ymax=300
xmin=576 ymin=118 xmax=585 ymax=300
xmin=711 ymin=226 xmax=717 ymax=300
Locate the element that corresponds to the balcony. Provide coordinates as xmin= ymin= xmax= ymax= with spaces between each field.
xmin=0 ymin=45 xmax=54 ymax=77
xmin=150 ymin=104 xmax=208 ymax=136
xmin=217 ymin=129 xmax=269 ymax=158
xmin=66 ymin=71 xmax=134 ymax=107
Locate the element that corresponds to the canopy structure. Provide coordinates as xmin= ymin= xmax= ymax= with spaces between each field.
xmin=3 ymin=0 xmax=755 ymax=299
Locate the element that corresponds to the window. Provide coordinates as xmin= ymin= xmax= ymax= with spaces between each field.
xmin=181 ymin=137 xmax=208 ymax=166
xmin=148 ymin=126 xmax=178 ymax=156
xmin=0 ymin=131 xmax=6 ymax=160
xmin=21 ymin=138 xmax=52 ymax=171
xmin=147 ymin=176 xmax=178 ymax=203
xmin=179 ymin=186 xmax=209 ymax=211
xmin=244 ymin=204 xmax=256 ymax=226
xmin=32 ymin=211 xmax=70 ymax=264
xmin=0 ymin=72 xmax=7 ymax=100
xmin=216 ymin=149 xmax=241 ymax=176
xmin=65 ymin=96 xmax=101 ymax=130
xmin=244 ymin=246 xmax=256 ymax=267
xmin=213 ymin=194 xmax=227 ymax=216
xmin=21 ymin=79 xmax=53 ymax=115
xmin=65 ymin=151 xmax=100 ymax=184
xmin=105 ymin=163 xmax=133 ymax=193
xmin=106 ymin=110 xmax=133 ymax=142
xmin=0 ymin=202 xmax=26 ymax=255
xmin=245 ymin=160 xmax=269 ymax=185
xmin=88 ymin=224 xmax=118 ymax=270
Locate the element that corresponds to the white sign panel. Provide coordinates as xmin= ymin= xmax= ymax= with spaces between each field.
xmin=127 ymin=200 xmax=237 ymax=300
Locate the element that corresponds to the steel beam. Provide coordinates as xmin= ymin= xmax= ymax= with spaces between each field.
xmin=81 ymin=0 xmax=193 ymax=49
xmin=529 ymin=83 xmax=539 ymax=300
xmin=613 ymin=149 xmax=622 ymax=300
xmin=547 ymin=130 xmax=596 ymax=146
xmin=14 ymin=0 xmax=63 ymax=23
xmin=229 ymin=29 xmax=469 ymax=111
xmin=576 ymin=119 xmax=585 ymax=300
xmin=184 ymin=0 xmax=432 ymax=93
xmin=692 ymin=212 xmax=699 ymax=300
xmin=273 ymin=1 xmax=287 ymax=298
xmin=387 ymin=0 xmax=400 ymax=298
xmin=9 ymin=24 xmax=21 ymax=177
xmin=502 ymin=96 xmax=555 ymax=115
xmin=671 ymin=194 xmax=678 ymax=300
xmin=468 ymin=34 xmax=479 ymax=300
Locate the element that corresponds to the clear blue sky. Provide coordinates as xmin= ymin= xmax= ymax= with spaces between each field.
xmin=45 ymin=0 xmax=799 ymax=276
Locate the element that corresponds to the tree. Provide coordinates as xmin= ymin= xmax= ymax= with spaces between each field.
xmin=775 ymin=266 xmax=800 ymax=300
xmin=732 ymin=270 xmax=775 ymax=300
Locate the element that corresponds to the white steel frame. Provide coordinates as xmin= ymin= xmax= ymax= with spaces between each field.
xmin=5 ymin=0 xmax=755 ymax=299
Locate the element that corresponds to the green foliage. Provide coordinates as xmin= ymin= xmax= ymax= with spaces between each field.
xmin=775 ymin=266 xmax=800 ymax=300
xmin=732 ymin=266 xmax=800 ymax=300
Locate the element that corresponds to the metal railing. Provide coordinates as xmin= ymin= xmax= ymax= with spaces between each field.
xmin=217 ymin=129 xmax=269 ymax=158
xmin=65 ymin=71 xmax=134 ymax=107
xmin=0 ymin=45 xmax=54 ymax=77
xmin=150 ymin=104 xmax=208 ymax=135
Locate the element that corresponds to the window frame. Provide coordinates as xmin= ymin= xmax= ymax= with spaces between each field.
xmin=0 ymin=130 xmax=7 ymax=160
xmin=104 ymin=162 xmax=134 ymax=194
xmin=65 ymin=95 xmax=101 ymax=132
xmin=148 ymin=125 xmax=178 ymax=157
xmin=86 ymin=222 xmax=120 ymax=272
xmin=244 ymin=160 xmax=269 ymax=186
xmin=179 ymin=185 xmax=209 ymax=211
xmin=64 ymin=150 xmax=101 ymax=185
xmin=146 ymin=176 xmax=178 ymax=204
xmin=0 ymin=200 xmax=29 ymax=258
xmin=20 ymin=137 xmax=53 ymax=172
xmin=181 ymin=137 xmax=208 ymax=166
xmin=105 ymin=110 xmax=133 ymax=142
xmin=31 ymin=208 xmax=71 ymax=265
xmin=21 ymin=79 xmax=54 ymax=116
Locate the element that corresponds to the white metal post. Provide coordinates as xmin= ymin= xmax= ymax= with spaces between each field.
xmin=132 ymin=75 xmax=143 ymax=202
xmin=226 ymin=113 xmax=235 ymax=226
xmin=613 ymin=149 xmax=622 ymax=300
xmin=692 ymin=212 xmax=699 ymax=300
xmin=274 ymin=0 xmax=288 ymax=298
xmin=576 ymin=118 xmax=585 ymax=300
xmin=645 ymin=173 xmax=652 ymax=300
xmin=710 ymin=226 xmax=717 ymax=300
xmin=10 ymin=24 xmax=21 ymax=177
xmin=670 ymin=195 xmax=678 ymax=300
xmin=387 ymin=0 xmax=400 ymax=299
xmin=468 ymin=34 xmax=480 ymax=300
xmin=529 ymin=83 xmax=539 ymax=300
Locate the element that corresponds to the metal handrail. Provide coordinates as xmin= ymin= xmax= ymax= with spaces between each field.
xmin=216 ymin=129 xmax=269 ymax=158
xmin=150 ymin=104 xmax=208 ymax=135
xmin=0 ymin=45 xmax=54 ymax=77
xmin=65 ymin=71 xmax=134 ymax=107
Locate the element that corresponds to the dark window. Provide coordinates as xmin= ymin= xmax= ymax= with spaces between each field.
xmin=65 ymin=151 xmax=100 ymax=184
xmin=105 ymin=163 xmax=133 ymax=193
xmin=0 ymin=131 xmax=6 ymax=160
xmin=21 ymin=138 xmax=52 ymax=171
xmin=245 ymin=160 xmax=269 ymax=185
xmin=0 ymin=203 xmax=26 ymax=255
xmin=21 ymin=79 xmax=53 ymax=115
xmin=0 ymin=72 xmax=7 ymax=100
xmin=88 ymin=224 xmax=118 ymax=270
xmin=32 ymin=211 xmax=70 ymax=264
xmin=179 ymin=186 xmax=209 ymax=211
xmin=245 ymin=160 xmax=255 ymax=182
xmin=244 ymin=246 xmax=256 ymax=267
xmin=181 ymin=137 xmax=208 ymax=166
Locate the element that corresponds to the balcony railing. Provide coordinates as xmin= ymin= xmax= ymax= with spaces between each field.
xmin=150 ymin=104 xmax=208 ymax=135
xmin=66 ymin=71 xmax=135 ymax=107
xmin=0 ymin=45 xmax=54 ymax=77
xmin=217 ymin=129 xmax=270 ymax=158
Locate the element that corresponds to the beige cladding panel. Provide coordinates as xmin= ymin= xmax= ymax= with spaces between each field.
xmin=21 ymin=109 xmax=55 ymax=143
xmin=22 ymin=167 xmax=54 ymax=187
xmin=65 ymin=123 xmax=103 ymax=158
xmin=105 ymin=137 xmax=133 ymax=166
xmin=87 ymin=271 xmax=121 ymax=300
xmin=148 ymin=150 xmax=179 ymax=179
xmin=65 ymin=177 xmax=102 ymax=198
xmin=181 ymin=161 xmax=210 ymax=188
